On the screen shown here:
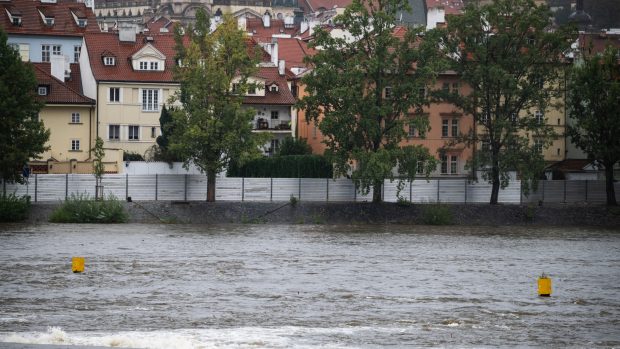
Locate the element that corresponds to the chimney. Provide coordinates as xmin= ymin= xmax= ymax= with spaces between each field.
xmin=263 ymin=10 xmax=271 ymax=28
xmin=278 ymin=59 xmax=285 ymax=76
xmin=271 ymin=38 xmax=278 ymax=66
xmin=119 ymin=23 xmax=136 ymax=42
xmin=300 ymin=20 xmax=308 ymax=35
xmin=238 ymin=15 xmax=246 ymax=31
xmin=50 ymin=55 xmax=66 ymax=81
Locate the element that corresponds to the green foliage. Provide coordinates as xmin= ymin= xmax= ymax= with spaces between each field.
xmin=0 ymin=194 xmax=30 ymax=222
xmin=524 ymin=203 xmax=536 ymax=222
xmin=298 ymin=0 xmax=443 ymax=202
xmin=567 ymin=46 xmax=620 ymax=206
xmin=0 ymin=28 xmax=49 ymax=184
xmin=289 ymin=194 xmax=298 ymax=207
xmin=92 ymin=137 xmax=105 ymax=179
xmin=153 ymin=104 xmax=180 ymax=162
xmin=171 ymin=12 xmax=267 ymax=201
xmin=420 ymin=203 xmax=453 ymax=225
xmin=49 ymin=193 xmax=128 ymax=223
xmin=441 ymin=0 xmax=576 ymax=204
xmin=123 ymin=152 xmax=144 ymax=161
xmin=277 ymin=137 xmax=312 ymax=156
xmin=227 ymin=155 xmax=333 ymax=178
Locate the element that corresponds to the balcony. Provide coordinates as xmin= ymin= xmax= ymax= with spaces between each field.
xmin=254 ymin=118 xmax=291 ymax=132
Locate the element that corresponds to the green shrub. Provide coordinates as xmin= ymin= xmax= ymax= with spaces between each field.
xmin=420 ymin=203 xmax=453 ymax=225
xmin=50 ymin=193 xmax=128 ymax=223
xmin=0 ymin=194 xmax=31 ymax=222
xmin=227 ymin=154 xmax=333 ymax=178
xmin=123 ymin=151 xmax=144 ymax=161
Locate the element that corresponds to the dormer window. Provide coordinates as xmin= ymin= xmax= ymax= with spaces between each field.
xmin=267 ymin=83 xmax=279 ymax=92
xmin=139 ymin=61 xmax=148 ymax=70
xmin=45 ymin=17 xmax=54 ymax=26
xmin=104 ymin=57 xmax=115 ymax=66
xmin=38 ymin=85 xmax=48 ymax=96
xmin=150 ymin=62 xmax=158 ymax=70
xmin=12 ymin=16 xmax=22 ymax=26
xmin=78 ymin=19 xmax=87 ymax=27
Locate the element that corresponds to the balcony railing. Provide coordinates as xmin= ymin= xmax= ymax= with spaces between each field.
xmin=255 ymin=118 xmax=291 ymax=131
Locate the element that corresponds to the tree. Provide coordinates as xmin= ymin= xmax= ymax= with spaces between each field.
xmin=92 ymin=137 xmax=105 ymax=200
xmin=277 ymin=137 xmax=312 ymax=156
xmin=0 ymin=28 xmax=49 ymax=187
xmin=567 ymin=46 xmax=620 ymax=206
xmin=170 ymin=11 xmax=266 ymax=202
xmin=298 ymin=0 xmax=443 ymax=202
xmin=146 ymin=104 xmax=178 ymax=163
xmin=442 ymin=0 xmax=575 ymax=204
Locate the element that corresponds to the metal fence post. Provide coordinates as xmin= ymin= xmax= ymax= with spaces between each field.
xmin=125 ymin=173 xmax=129 ymax=200
xmin=34 ymin=174 xmax=38 ymax=202
xmin=241 ymin=177 xmax=245 ymax=202
xmin=270 ymin=177 xmax=273 ymax=202
xmin=542 ymin=180 xmax=545 ymax=203
xmin=564 ymin=180 xmax=567 ymax=203
xmin=409 ymin=180 xmax=412 ymax=202
xmin=437 ymin=179 xmax=440 ymax=203
xmin=464 ymin=179 xmax=467 ymax=204
xmin=354 ymin=179 xmax=357 ymax=202
xmin=184 ymin=174 xmax=188 ymax=201
xmin=65 ymin=174 xmax=68 ymax=200
xmin=298 ymin=177 xmax=301 ymax=201
xmin=155 ymin=174 xmax=158 ymax=201
xmin=520 ymin=180 xmax=523 ymax=205
xmin=326 ymin=178 xmax=329 ymax=202
xmin=585 ymin=180 xmax=588 ymax=202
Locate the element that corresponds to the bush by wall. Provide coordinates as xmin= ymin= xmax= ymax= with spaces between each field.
xmin=49 ymin=193 xmax=128 ymax=223
xmin=420 ymin=203 xmax=453 ymax=225
xmin=227 ymin=155 xmax=333 ymax=178
xmin=0 ymin=194 xmax=31 ymax=222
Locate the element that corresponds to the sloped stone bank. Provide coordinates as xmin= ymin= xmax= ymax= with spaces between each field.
xmin=26 ymin=201 xmax=620 ymax=227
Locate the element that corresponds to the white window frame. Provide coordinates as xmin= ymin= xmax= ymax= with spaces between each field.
xmin=384 ymin=86 xmax=392 ymax=99
xmin=38 ymin=86 xmax=48 ymax=95
xmin=450 ymin=155 xmax=458 ymax=175
xmin=408 ymin=121 xmax=416 ymax=138
xmin=74 ymin=46 xmax=81 ymax=63
xmin=71 ymin=139 xmax=80 ymax=151
xmin=71 ymin=112 xmax=80 ymax=123
xmin=139 ymin=61 xmax=148 ymax=70
xmin=52 ymin=45 xmax=61 ymax=56
xmin=109 ymin=87 xmax=120 ymax=102
xmin=535 ymin=110 xmax=544 ymax=124
xmin=271 ymin=111 xmax=279 ymax=120
xmin=45 ymin=17 xmax=54 ymax=26
xmin=141 ymin=88 xmax=160 ymax=112
xmin=149 ymin=61 xmax=159 ymax=70
xmin=41 ymin=44 xmax=50 ymax=62
xmin=128 ymin=125 xmax=140 ymax=140
xmin=440 ymin=154 xmax=448 ymax=174
xmin=104 ymin=57 xmax=115 ymax=66
xmin=108 ymin=124 xmax=120 ymax=140
xmin=442 ymin=119 xmax=449 ymax=137
xmin=451 ymin=119 xmax=458 ymax=137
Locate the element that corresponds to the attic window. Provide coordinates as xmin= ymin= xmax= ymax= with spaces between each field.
xmin=104 ymin=56 xmax=115 ymax=66
xmin=38 ymin=85 xmax=48 ymax=96
xmin=269 ymin=84 xmax=279 ymax=92
xmin=78 ymin=19 xmax=87 ymax=27
xmin=45 ymin=17 xmax=54 ymax=26
xmin=12 ymin=16 xmax=22 ymax=26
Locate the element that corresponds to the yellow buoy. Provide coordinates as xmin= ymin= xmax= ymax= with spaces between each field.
xmin=72 ymin=257 xmax=85 ymax=273
xmin=538 ymin=273 xmax=552 ymax=297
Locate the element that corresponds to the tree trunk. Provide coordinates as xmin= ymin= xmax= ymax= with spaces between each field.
xmin=207 ymin=169 xmax=216 ymax=202
xmin=604 ymin=161 xmax=617 ymax=206
xmin=490 ymin=154 xmax=500 ymax=205
xmin=372 ymin=179 xmax=383 ymax=203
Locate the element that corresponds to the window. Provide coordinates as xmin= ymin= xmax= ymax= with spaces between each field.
xmin=151 ymin=127 xmax=157 ymax=138
xmin=534 ymin=139 xmax=543 ymax=154
xmin=77 ymin=19 xmax=87 ymax=27
xmin=480 ymin=113 xmax=489 ymax=124
xmin=71 ymin=112 xmax=80 ymax=123
xmin=408 ymin=122 xmax=416 ymax=138
xmin=52 ymin=45 xmax=61 ymax=56
xmin=109 ymin=125 xmax=120 ymax=140
xmin=142 ymin=89 xmax=159 ymax=111
xmin=109 ymin=87 xmax=120 ymax=102
xmin=442 ymin=82 xmax=450 ymax=94
xmin=41 ymin=45 xmax=50 ymax=62
xmin=248 ymin=85 xmax=256 ymax=94
xmin=12 ymin=16 xmax=21 ymax=26
xmin=535 ymin=110 xmax=544 ymax=124
xmin=45 ymin=17 xmax=54 ymax=26
xmin=14 ymin=43 xmax=29 ymax=61
xmin=510 ymin=112 xmax=518 ymax=124
xmin=270 ymin=139 xmax=279 ymax=153
xmin=232 ymin=83 xmax=239 ymax=94
xmin=451 ymin=119 xmax=458 ymax=137
xmin=269 ymin=85 xmax=278 ymax=92
xmin=442 ymin=119 xmax=449 ymax=137
xmin=128 ymin=125 xmax=139 ymax=140
xmin=271 ymin=111 xmax=279 ymax=119
xmin=139 ymin=61 xmax=148 ymax=70
xmin=71 ymin=139 xmax=80 ymax=151
xmin=416 ymin=161 xmax=424 ymax=174
xmin=74 ymin=46 xmax=81 ymax=63
xmin=104 ymin=57 xmax=115 ymax=66
xmin=452 ymin=82 xmax=460 ymax=95
xmin=9 ymin=43 xmax=18 ymax=52
xmin=150 ymin=62 xmax=159 ymax=70
xmin=384 ymin=86 xmax=392 ymax=99
xmin=38 ymin=86 xmax=48 ymax=95
xmin=440 ymin=154 xmax=448 ymax=174
xmin=450 ymin=155 xmax=458 ymax=174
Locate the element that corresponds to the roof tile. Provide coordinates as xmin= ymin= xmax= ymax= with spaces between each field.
xmin=32 ymin=62 xmax=94 ymax=105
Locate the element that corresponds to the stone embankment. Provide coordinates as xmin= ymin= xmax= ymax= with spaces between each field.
xmin=26 ymin=201 xmax=620 ymax=227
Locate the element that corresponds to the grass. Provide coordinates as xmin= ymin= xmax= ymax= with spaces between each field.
xmin=0 ymin=193 xmax=31 ymax=222
xmin=420 ymin=203 xmax=453 ymax=225
xmin=49 ymin=193 xmax=128 ymax=223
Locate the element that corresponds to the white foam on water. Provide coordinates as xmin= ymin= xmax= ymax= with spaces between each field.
xmin=0 ymin=326 xmax=384 ymax=349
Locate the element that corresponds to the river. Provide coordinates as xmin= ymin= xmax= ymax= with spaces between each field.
xmin=0 ymin=224 xmax=618 ymax=348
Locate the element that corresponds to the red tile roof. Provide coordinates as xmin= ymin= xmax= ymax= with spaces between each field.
xmin=244 ymin=66 xmax=296 ymax=105
xmin=303 ymin=0 xmax=352 ymax=12
xmin=84 ymin=32 xmax=178 ymax=82
xmin=276 ymin=38 xmax=315 ymax=70
xmin=579 ymin=32 xmax=620 ymax=56
xmin=32 ymin=62 xmax=94 ymax=105
xmin=0 ymin=0 xmax=100 ymax=36
xmin=145 ymin=16 xmax=176 ymax=33
xmin=246 ymin=17 xmax=299 ymax=42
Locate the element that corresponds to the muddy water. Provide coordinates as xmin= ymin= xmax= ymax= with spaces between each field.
xmin=0 ymin=224 xmax=618 ymax=348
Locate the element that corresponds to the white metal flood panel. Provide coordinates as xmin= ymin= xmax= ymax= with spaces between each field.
xmin=355 ymin=185 xmax=374 ymax=202
xmin=272 ymin=178 xmax=299 ymax=201
xmin=37 ymin=175 xmax=67 ymax=201
xmin=466 ymin=182 xmax=492 ymax=203
xmin=565 ymin=181 xmax=587 ymax=203
xmin=243 ymin=178 xmax=271 ymax=201
xmin=2 ymin=181 xmax=29 ymax=197
xmin=411 ymin=179 xmax=439 ymax=203
xmin=328 ymin=179 xmax=356 ymax=202
xmin=157 ymin=175 xmax=186 ymax=201
xmin=497 ymin=181 xmax=522 ymax=203
xmin=383 ymin=180 xmax=405 ymax=203
xmin=439 ymin=180 xmax=467 ymax=203
xmin=186 ymin=175 xmax=208 ymax=201
xmin=127 ymin=175 xmax=157 ymax=201
xmin=68 ymin=174 xmax=96 ymax=198
xmin=101 ymin=175 xmax=127 ymax=199
xmin=300 ymin=178 xmax=327 ymax=201
xmin=586 ymin=181 xmax=607 ymax=203
xmin=216 ymin=177 xmax=243 ymax=201
xmin=542 ymin=181 xmax=565 ymax=203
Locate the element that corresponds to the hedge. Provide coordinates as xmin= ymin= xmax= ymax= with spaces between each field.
xmin=228 ymin=155 xmax=333 ymax=178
